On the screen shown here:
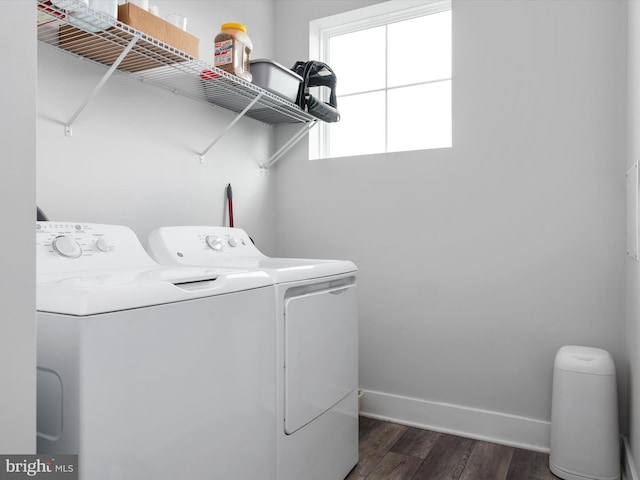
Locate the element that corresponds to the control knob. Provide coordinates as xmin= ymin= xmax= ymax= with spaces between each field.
xmin=228 ymin=237 xmax=239 ymax=247
xmin=52 ymin=235 xmax=82 ymax=258
xmin=205 ymin=235 xmax=223 ymax=251
xmin=95 ymin=237 xmax=111 ymax=252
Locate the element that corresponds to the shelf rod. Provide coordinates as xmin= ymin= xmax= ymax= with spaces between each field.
xmin=262 ymin=119 xmax=319 ymax=170
xmin=65 ymin=33 xmax=141 ymax=137
xmin=199 ymin=93 xmax=264 ymax=163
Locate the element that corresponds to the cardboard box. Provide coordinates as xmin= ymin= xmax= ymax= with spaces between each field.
xmin=57 ymin=4 xmax=199 ymax=74
xmin=117 ymin=3 xmax=199 ymax=59
xmin=59 ymin=25 xmax=185 ymax=73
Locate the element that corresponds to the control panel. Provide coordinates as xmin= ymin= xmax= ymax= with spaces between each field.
xmin=37 ymin=222 xmax=157 ymax=274
xmin=147 ymin=226 xmax=264 ymax=266
xmin=202 ymin=231 xmax=250 ymax=253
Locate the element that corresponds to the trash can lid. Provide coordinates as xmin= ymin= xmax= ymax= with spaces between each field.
xmin=554 ymin=345 xmax=616 ymax=375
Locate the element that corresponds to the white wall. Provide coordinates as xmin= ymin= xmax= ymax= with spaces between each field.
xmin=274 ymin=0 xmax=627 ymax=451
xmin=1 ymin=1 xmax=37 ymax=453
xmin=37 ymin=0 xmax=279 ymax=252
xmin=627 ymin=0 xmax=640 ymax=471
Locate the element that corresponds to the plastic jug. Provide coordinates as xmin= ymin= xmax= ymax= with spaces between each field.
xmin=214 ymin=23 xmax=253 ymax=81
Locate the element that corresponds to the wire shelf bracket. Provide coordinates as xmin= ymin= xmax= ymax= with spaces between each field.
xmin=262 ymin=119 xmax=319 ymax=170
xmin=65 ymin=33 xmax=140 ymax=137
xmin=199 ymin=93 xmax=264 ymax=164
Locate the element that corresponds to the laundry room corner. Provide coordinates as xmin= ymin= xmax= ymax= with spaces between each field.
xmin=8 ymin=0 xmax=637 ymax=477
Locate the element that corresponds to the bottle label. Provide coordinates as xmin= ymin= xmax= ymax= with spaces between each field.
xmin=214 ymin=39 xmax=233 ymax=66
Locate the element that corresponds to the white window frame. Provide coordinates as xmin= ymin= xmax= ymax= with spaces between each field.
xmin=309 ymin=0 xmax=452 ymax=160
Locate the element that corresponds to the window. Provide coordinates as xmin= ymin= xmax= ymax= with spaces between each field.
xmin=309 ymin=1 xmax=451 ymax=159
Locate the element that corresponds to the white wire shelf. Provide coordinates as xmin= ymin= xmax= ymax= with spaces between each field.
xmin=36 ymin=0 xmax=315 ymax=126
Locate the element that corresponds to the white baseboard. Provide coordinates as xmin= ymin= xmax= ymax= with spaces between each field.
xmin=358 ymin=389 xmax=550 ymax=453
xmin=623 ymin=436 xmax=639 ymax=480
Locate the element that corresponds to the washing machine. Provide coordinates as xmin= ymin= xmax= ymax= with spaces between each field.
xmin=147 ymin=226 xmax=359 ymax=480
xmin=36 ymin=222 xmax=277 ymax=480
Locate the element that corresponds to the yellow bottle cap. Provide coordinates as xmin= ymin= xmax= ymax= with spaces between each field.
xmin=221 ymin=23 xmax=247 ymax=32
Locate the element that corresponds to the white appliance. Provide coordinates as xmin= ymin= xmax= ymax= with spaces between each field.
xmin=36 ymin=222 xmax=277 ymax=480
xmin=147 ymin=226 xmax=359 ymax=480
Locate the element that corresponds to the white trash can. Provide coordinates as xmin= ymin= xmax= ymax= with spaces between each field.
xmin=549 ymin=346 xmax=620 ymax=480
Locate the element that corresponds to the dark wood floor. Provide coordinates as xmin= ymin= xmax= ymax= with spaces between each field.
xmin=346 ymin=417 xmax=559 ymax=480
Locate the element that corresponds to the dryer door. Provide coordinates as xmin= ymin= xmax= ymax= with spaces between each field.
xmin=284 ymin=276 xmax=358 ymax=434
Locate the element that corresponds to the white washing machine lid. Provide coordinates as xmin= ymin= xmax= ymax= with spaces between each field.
xmin=147 ymin=226 xmax=358 ymax=283
xmin=36 ymin=222 xmax=273 ymax=316
xmin=37 ymin=266 xmax=272 ymax=316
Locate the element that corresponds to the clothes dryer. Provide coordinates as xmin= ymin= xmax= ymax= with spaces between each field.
xmin=36 ymin=222 xmax=276 ymax=480
xmin=147 ymin=226 xmax=359 ymax=480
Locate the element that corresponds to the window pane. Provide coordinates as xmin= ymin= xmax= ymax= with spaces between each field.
xmin=328 ymin=91 xmax=386 ymax=158
xmin=387 ymin=80 xmax=451 ymax=152
xmin=329 ymin=26 xmax=386 ymax=96
xmin=387 ymin=11 xmax=451 ymax=87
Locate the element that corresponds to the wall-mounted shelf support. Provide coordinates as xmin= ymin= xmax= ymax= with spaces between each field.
xmin=37 ymin=0 xmax=320 ymax=165
xmin=198 ymin=93 xmax=264 ymax=164
xmin=262 ymin=119 xmax=319 ymax=170
xmin=65 ymin=33 xmax=140 ymax=137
